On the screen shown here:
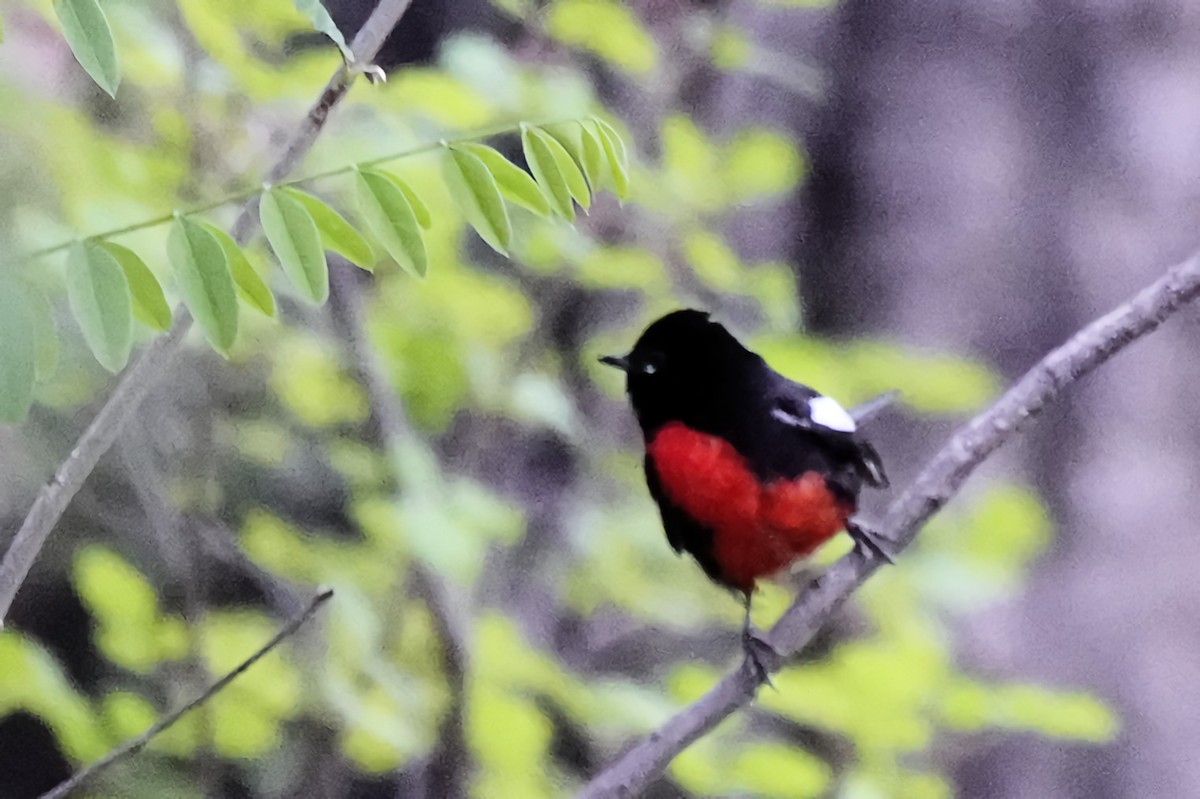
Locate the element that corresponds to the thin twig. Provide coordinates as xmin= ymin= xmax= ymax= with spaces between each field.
xmin=577 ymin=251 xmax=1200 ymax=798
xmin=40 ymin=589 xmax=334 ymax=799
xmin=0 ymin=0 xmax=415 ymax=626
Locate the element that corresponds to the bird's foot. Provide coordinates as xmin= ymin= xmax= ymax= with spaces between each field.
xmin=741 ymin=627 xmax=781 ymax=689
xmin=847 ymin=519 xmax=896 ymax=564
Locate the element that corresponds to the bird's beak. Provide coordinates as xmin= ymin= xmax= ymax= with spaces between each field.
xmin=599 ymin=354 xmax=630 ymax=371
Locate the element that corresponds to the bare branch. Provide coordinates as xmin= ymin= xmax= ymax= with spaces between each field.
xmin=578 ymin=251 xmax=1200 ymax=798
xmin=40 ymin=589 xmax=334 ymax=799
xmin=0 ymin=320 xmax=190 ymax=625
xmin=0 ymin=0 xmax=415 ymax=625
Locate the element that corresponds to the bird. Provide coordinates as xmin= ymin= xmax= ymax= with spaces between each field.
xmin=600 ymin=309 xmax=893 ymax=678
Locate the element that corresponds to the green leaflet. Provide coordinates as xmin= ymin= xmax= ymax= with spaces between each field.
xmin=200 ymin=223 xmax=276 ymax=318
xmin=591 ymin=116 xmax=630 ymax=199
xmin=66 ymin=241 xmax=133 ymax=373
xmin=522 ymin=125 xmax=590 ymax=220
xmin=394 ymin=178 xmax=432 ymax=229
xmin=579 ymin=120 xmax=609 ymax=191
xmin=260 ymin=188 xmax=329 ymax=305
xmin=544 ymin=122 xmax=606 ymax=193
xmin=167 ymin=216 xmax=238 ymax=352
xmin=452 ymin=142 xmax=551 ymax=217
xmin=443 ymin=145 xmax=512 ymax=255
xmin=27 ymin=285 xmax=60 ymax=383
xmin=53 ymin=0 xmax=119 ymax=97
xmin=290 ymin=0 xmax=351 ymax=59
xmin=100 ymin=242 xmax=173 ymax=331
xmin=521 ymin=126 xmax=572 ymax=220
xmin=283 ymin=188 xmax=376 ymax=271
xmin=535 ymin=126 xmax=590 ymax=210
xmin=0 ymin=282 xmax=36 ymax=423
xmin=354 ymin=169 xmax=427 ymax=278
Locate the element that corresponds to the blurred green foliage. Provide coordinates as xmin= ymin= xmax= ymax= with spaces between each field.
xmin=545 ymin=0 xmax=658 ymax=76
xmin=0 ymin=0 xmax=1119 ymax=796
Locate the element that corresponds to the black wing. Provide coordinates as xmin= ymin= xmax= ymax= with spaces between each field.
xmin=761 ymin=381 xmax=889 ymax=494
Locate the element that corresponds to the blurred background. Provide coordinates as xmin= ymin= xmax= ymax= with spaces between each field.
xmin=1 ymin=0 xmax=1199 ymax=796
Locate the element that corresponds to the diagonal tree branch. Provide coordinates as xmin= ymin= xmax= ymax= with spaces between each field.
xmin=0 ymin=0 xmax=414 ymax=626
xmin=39 ymin=589 xmax=334 ymax=799
xmin=578 ymin=251 xmax=1200 ymax=799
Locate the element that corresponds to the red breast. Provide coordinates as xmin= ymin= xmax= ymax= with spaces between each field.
xmin=646 ymin=422 xmax=852 ymax=592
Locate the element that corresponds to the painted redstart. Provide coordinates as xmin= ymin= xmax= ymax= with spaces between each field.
xmin=601 ymin=310 xmax=893 ymax=677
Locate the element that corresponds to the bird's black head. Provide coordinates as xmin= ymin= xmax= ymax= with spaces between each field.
xmin=601 ymin=310 xmax=758 ymax=437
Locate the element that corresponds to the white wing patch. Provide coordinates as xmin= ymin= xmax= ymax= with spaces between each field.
xmin=808 ymin=395 xmax=857 ymax=433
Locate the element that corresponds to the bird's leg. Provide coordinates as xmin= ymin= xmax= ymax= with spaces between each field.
xmin=739 ymin=591 xmax=778 ymax=688
xmin=846 ymin=519 xmax=895 ymax=564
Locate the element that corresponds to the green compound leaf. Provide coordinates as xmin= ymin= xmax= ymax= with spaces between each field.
xmin=100 ymin=242 xmax=173 ymax=332
xmin=200 ymin=223 xmax=276 ymax=318
xmin=443 ymin=145 xmax=512 ymax=255
xmin=260 ymin=187 xmax=329 ymax=305
xmin=167 ymin=216 xmax=238 ymax=352
xmin=66 ymin=241 xmax=132 ymax=373
xmin=0 ymin=281 xmax=36 ymax=423
xmin=354 ymin=168 xmax=427 ymax=278
xmin=591 ymin=116 xmax=630 ymax=199
xmin=283 ymin=188 xmax=376 ymax=271
xmin=453 ymin=142 xmax=551 ymax=217
xmin=53 ymin=0 xmax=120 ymax=97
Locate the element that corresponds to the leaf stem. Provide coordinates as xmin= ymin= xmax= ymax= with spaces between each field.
xmin=22 ymin=117 xmax=579 ymax=263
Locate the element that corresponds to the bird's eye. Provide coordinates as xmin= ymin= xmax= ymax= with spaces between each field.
xmin=635 ymin=350 xmax=664 ymax=376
